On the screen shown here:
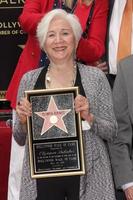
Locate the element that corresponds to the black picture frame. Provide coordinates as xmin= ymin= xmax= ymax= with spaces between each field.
xmin=25 ymin=87 xmax=85 ymax=178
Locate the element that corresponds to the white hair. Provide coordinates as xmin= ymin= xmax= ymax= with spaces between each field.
xmin=36 ymin=9 xmax=83 ymax=49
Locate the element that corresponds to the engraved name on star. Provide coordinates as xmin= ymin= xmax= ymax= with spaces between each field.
xmin=35 ymin=96 xmax=71 ymax=135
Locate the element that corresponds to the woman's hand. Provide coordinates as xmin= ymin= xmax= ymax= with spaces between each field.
xmin=16 ymin=97 xmax=32 ymax=124
xmin=74 ymin=95 xmax=94 ymax=124
xmin=92 ymin=59 xmax=108 ymax=74
xmin=96 ymin=61 xmax=108 ymax=74
xmin=124 ymin=186 xmax=133 ymax=200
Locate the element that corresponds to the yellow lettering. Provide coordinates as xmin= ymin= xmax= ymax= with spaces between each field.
xmin=0 ymin=0 xmax=8 ymax=5
xmin=0 ymin=0 xmax=25 ymax=5
xmin=0 ymin=21 xmax=20 ymax=29
xmin=0 ymin=30 xmax=10 ymax=35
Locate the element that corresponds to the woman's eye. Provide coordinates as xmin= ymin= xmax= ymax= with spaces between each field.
xmin=63 ymin=32 xmax=69 ymax=35
xmin=48 ymin=33 xmax=55 ymax=38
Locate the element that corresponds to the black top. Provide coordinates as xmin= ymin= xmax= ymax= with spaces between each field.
xmin=34 ymin=64 xmax=86 ymax=97
xmin=34 ymin=65 xmax=85 ymax=200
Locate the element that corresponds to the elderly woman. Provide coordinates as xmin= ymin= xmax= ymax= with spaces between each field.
xmin=6 ymin=0 xmax=109 ymax=109
xmin=14 ymin=9 xmax=117 ymax=200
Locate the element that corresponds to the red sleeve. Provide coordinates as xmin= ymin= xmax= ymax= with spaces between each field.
xmin=19 ymin=0 xmax=54 ymax=35
xmin=76 ymin=0 xmax=109 ymax=64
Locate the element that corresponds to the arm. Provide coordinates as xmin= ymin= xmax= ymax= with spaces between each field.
xmin=19 ymin=0 xmax=53 ymax=35
xmin=13 ymin=74 xmax=30 ymax=146
xmin=92 ymin=69 xmax=117 ymax=141
xmin=108 ymin=63 xmax=133 ymax=189
xmin=80 ymin=64 xmax=117 ymax=141
xmin=77 ymin=0 xmax=109 ymax=64
xmin=13 ymin=68 xmax=42 ymax=146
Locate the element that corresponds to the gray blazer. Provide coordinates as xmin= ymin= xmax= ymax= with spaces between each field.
xmin=109 ymin=55 xmax=133 ymax=189
xmin=13 ymin=63 xmax=117 ymax=200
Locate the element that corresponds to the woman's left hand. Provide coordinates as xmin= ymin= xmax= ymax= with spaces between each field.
xmin=74 ymin=95 xmax=94 ymax=124
xmin=16 ymin=97 xmax=32 ymax=124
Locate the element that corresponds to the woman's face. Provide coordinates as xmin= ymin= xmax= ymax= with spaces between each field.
xmin=44 ymin=17 xmax=76 ymax=63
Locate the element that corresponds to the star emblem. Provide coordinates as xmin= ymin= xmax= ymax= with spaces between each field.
xmin=35 ymin=96 xmax=71 ymax=135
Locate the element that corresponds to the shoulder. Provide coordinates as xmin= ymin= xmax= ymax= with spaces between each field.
xmin=17 ymin=68 xmax=44 ymax=99
xmin=78 ymin=63 xmax=110 ymax=95
xmin=113 ymin=55 xmax=133 ymax=100
xmin=21 ymin=67 xmax=43 ymax=81
xmin=117 ymin=55 xmax=133 ymax=80
xmin=78 ymin=62 xmax=106 ymax=81
xmin=119 ymin=55 xmax=133 ymax=70
xmin=19 ymin=67 xmax=43 ymax=90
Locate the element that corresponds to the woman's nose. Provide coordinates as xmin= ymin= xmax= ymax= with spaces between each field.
xmin=54 ymin=34 xmax=63 ymax=43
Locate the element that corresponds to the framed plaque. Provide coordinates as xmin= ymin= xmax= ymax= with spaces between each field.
xmin=25 ymin=87 xmax=85 ymax=178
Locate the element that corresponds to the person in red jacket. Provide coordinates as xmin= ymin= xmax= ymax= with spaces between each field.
xmin=6 ymin=0 xmax=109 ymax=109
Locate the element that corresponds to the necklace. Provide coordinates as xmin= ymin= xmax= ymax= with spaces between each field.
xmin=45 ymin=64 xmax=77 ymax=89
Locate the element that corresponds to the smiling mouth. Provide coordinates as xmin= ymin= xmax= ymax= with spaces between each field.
xmin=53 ymin=46 xmax=66 ymax=51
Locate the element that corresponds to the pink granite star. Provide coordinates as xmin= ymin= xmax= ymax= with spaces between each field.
xmin=35 ymin=96 xmax=71 ymax=135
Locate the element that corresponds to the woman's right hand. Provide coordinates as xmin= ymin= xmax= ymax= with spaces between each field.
xmin=16 ymin=97 xmax=32 ymax=124
xmin=92 ymin=59 xmax=108 ymax=74
xmin=96 ymin=61 xmax=108 ymax=74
